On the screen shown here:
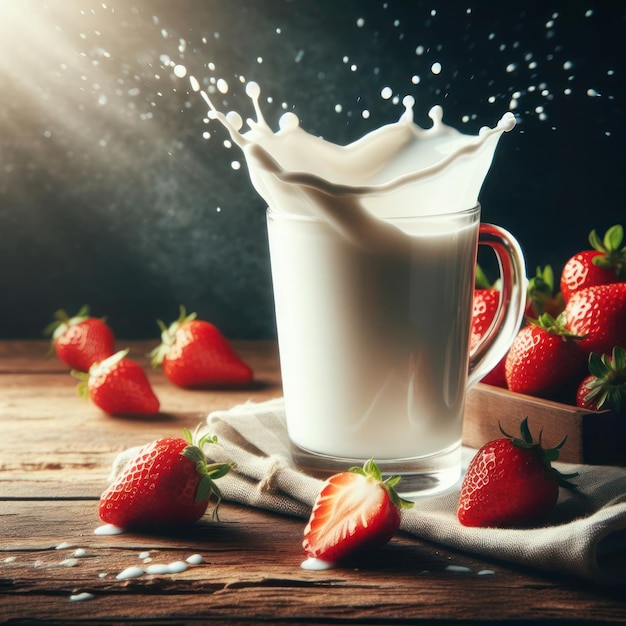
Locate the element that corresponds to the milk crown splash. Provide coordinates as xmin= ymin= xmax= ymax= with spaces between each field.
xmin=193 ymin=79 xmax=515 ymax=246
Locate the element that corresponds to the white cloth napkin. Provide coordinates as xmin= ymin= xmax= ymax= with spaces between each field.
xmin=110 ymin=398 xmax=626 ymax=586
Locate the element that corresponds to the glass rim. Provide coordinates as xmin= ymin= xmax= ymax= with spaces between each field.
xmin=266 ymin=202 xmax=481 ymax=222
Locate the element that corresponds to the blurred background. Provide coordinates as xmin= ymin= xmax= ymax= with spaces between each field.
xmin=0 ymin=0 xmax=623 ymax=339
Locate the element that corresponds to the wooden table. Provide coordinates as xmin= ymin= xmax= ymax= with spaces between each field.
xmin=2 ymin=340 xmax=626 ymax=624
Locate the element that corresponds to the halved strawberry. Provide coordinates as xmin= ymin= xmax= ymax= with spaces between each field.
xmin=302 ymin=459 xmax=413 ymax=565
xmin=75 ymin=349 xmax=160 ymax=416
xmin=45 ymin=305 xmax=115 ymax=372
xmin=150 ymin=306 xmax=253 ymax=388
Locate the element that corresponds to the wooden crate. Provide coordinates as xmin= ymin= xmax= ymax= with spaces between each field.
xmin=463 ymin=383 xmax=625 ymax=465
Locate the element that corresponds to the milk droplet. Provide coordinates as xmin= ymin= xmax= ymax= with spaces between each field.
xmin=380 ymin=86 xmax=393 ymax=100
xmin=279 ymin=111 xmax=299 ymax=131
xmin=217 ymin=78 xmax=229 ymax=94
xmin=145 ymin=563 xmax=170 ymax=575
xmin=301 ymin=557 xmax=335 ymax=570
xmin=246 ymin=81 xmax=261 ymax=100
xmin=362 ymin=110 xmax=370 ymax=119
xmin=167 ymin=561 xmax=188 ymax=574
xmin=189 ymin=75 xmax=201 ymax=92
xmin=73 ymin=549 xmax=86 ymax=558
xmin=445 ymin=565 xmax=472 ymax=573
xmin=587 ymin=88 xmax=600 ymax=97
xmin=94 ymin=524 xmax=124 ymax=536
xmin=477 ymin=569 xmax=496 ymax=576
xmin=138 ymin=551 xmax=151 ymax=559
xmin=173 ymin=64 xmax=187 ymax=78
xmin=431 ymin=62 xmax=442 ymax=75
xmin=55 ymin=542 xmax=71 ymax=550
xmin=231 ymin=161 xmax=241 ymax=170
xmin=225 ymin=112 xmax=243 ymax=131
xmin=69 ymin=592 xmax=95 ymax=602
xmin=186 ymin=554 xmax=203 ymax=564
xmin=411 ymin=75 xmax=421 ymax=85
xmin=60 ymin=558 xmax=79 ymax=567
xmin=116 ymin=566 xmax=144 ymax=580
xmin=356 ymin=17 xmax=365 ymax=27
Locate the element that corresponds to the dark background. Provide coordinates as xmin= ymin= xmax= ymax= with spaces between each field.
xmin=1 ymin=0 xmax=624 ymax=340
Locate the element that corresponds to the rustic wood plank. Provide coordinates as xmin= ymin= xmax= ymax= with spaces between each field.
xmin=0 ymin=341 xmax=281 ymax=498
xmin=2 ymin=500 xmax=626 ymax=624
xmin=464 ymin=383 xmax=626 ymax=465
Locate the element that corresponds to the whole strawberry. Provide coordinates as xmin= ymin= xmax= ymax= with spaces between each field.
xmin=576 ymin=347 xmax=626 ymax=413
xmin=560 ymin=225 xmax=625 ymax=303
xmin=45 ymin=305 xmax=115 ymax=372
xmin=150 ymin=306 xmax=253 ymax=388
xmin=564 ymin=283 xmax=626 ymax=356
xmin=457 ymin=418 xmax=577 ymax=528
xmin=99 ymin=429 xmax=231 ymax=529
xmin=75 ymin=349 xmax=160 ymax=416
xmin=471 ymin=287 xmax=507 ymax=387
xmin=302 ymin=459 xmax=413 ymax=566
xmin=505 ymin=314 xmax=586 ymax=399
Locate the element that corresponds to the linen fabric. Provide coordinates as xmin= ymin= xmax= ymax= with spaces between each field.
xmin=109 ymin=397 xmax=626 ymax=586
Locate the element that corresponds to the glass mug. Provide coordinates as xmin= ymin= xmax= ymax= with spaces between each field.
xmin=267 ymin=203 xmax=525 ymax=497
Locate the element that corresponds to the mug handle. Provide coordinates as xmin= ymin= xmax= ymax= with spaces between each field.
xmin=467 ymin=223 xmax=527 ymax=387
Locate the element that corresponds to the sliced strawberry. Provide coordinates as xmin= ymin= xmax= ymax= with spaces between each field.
xmin=150 ymin=306 xmax=253 ymax=388
xmin=457 ymin=418 xmax=577 ymax=528
xmin=560 ymin=225 xmax=625 ymax=303
xmin=99 ymin=429 xmax=231 ymax=529
xmin=76 ymin=349 xmax=160 ymax=416
xmin=302 ymin=459 xmax=413 ymax=564
xmin=45 ymin=305 xmax=115 ymax=372
xmin=576 ymin=347 xmax=626 ymax=413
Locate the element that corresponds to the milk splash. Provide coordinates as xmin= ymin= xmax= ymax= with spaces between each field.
xmin=191 ymin=77 xmax=516 ymax=249
xmin=189 ymin=75 xmax=523 ymax=472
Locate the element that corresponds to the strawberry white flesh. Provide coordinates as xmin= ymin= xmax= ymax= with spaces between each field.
xmin=302 ymin=460 xmax=412 ymax=564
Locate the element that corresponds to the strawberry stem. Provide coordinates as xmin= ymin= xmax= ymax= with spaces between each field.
xmin=349 ymin=459 xmax=414 ymax=510
xmin=499 ymin=418 xmax=578 ymax=489
xmin=182 ymin=429 xmax=232 ymax=521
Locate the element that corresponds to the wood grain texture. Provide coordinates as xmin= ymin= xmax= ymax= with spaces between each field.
xmin=3 ymin=500 xmax=626 ymax=624
xmin=2 ymin=341 xmax=626 ymax=623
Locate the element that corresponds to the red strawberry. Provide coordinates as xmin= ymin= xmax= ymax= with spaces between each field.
xmin=45 ymin=305 xmax=115 ymax=372
xmin=76 ymin=349 xmax=160 ymax=416
xmin=564 ymin=283 xmax=626 ymax=356
xmin=471 ymin=288 xmax=507 ymax=387
xmin=99 ymin=429 xmax=231 ymax=529
xmin=576 ymin=347 xmax=626 ymax=413
xmin=560 ymin=225 xmax=625 ymax=303
xmin=150 ymin=306 xmax=253 ymax=388
xmin=302 ymin=459 xmax=413 ymax=565
xmin=505 ymin=314 xmax=586 ymax=399
xmin=457 ymin=418 xmax=577 ymax=528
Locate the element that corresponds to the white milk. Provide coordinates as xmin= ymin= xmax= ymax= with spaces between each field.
xmin=193 ymin=79 xmax=521 ymax=484
xmin=267 ymin=206 xmax=478 ymax=459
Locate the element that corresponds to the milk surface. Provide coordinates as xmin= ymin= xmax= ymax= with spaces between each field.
xmin=194 ymin=79 xmax=516 ymax=463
